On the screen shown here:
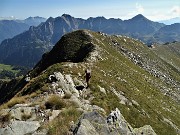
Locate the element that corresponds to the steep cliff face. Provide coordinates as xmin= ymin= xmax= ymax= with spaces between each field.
xmin=0 ymin=30 xmax=179 ymax=135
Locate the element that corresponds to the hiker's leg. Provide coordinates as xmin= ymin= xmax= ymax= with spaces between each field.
xmin=86 ymin=78 xmax=89 ymax=88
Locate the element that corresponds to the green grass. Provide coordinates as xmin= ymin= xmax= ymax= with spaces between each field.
xmin=0 ymin=64 xmax=13 ymax=72
xmin=152 ymin=42 xmax=180 ymax=71
xmin=23 ymin=31 xmax=180 ymax=134
xmin=1 ymin=30 xmax=179 ymax=135
xmin=48 ymin=107 xmax=82 ymax=135
xmin=40 ymin=30 xmax=180 ymax=134
xmin=0 ymin=64 xmax=17 ymax=73
xmin=87 ymin=31 xmax=180 ymax=135
xmin=0 ymin=64 xmax=24 ymax=80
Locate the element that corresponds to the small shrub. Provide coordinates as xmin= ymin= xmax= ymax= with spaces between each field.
xmin=67 ymin=101 xmax=79 ymax=108
xmin=20 ymin=108 xmax=24 ymax=113
xmin=6 ymin=97 xmax=26 ymax=108
xmin=63 ymin=93 xmax=71 ymax=99
xmin=21 ymin=113 xmax=32 ymax=121
xmin=47 ymin=111 xmax=52 ymax=117
xmin=41 ymin=84 xmax=49 ymax=92
xmin=0 ymin=113 xmax=11 ymax=123
xmin=45 ymin=95 xmax=66 ymax=110
xmin=29 ymin=92 xmax=38 ymax=98
xmin=0 ymin=104 xmax=7 ymax=111
xmin=36 ymin=90 xmax=42 ymax=95
xmin=39 ymin=104 xmax=46 ymax=110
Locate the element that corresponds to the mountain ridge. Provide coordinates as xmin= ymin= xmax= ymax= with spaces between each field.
xmin=0 ymin=20 xmax=29 ymax=43
xmin=153 ymin=23 xmax=180 ymax=43
xmin=0 ymin=14 xmax=179 ymax=68
xmin=0 ymin=16 xmax=46 ymax=43
xmin=0 ymin=30 xmax=179 ymax=135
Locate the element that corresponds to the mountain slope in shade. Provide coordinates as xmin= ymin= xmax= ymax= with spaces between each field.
xmin=153 ymin=23 xmax=180 ymax=44
xmin=0 ymin=27 xmax=52 ymax=67
xmin=124 ymin=14 xmax=164 ymax=35
xmin=0 ymin=17 xmax=46 ymax=43
xmin=0 ymin=20 xmax=29 ymax=43
xmin=0 ymin=14 xmax=82 ymax=67
xmin=0 ymin=30 xmax=179 ymax=135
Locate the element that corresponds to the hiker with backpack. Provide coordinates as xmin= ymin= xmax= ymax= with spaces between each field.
xmin=85 ymin=68 xmax=91 ymax=88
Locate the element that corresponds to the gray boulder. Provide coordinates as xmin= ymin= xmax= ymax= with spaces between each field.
xmin=73 ymin=111 xmax=110 ymax=135
xmin=0 ymin=121 xmax=40 ymax=135
xmin=134 ymin=125 xmax=157 ymax=135
xmin=107 ymin=108 xmax=135 ymax=135
xmin=72 ymin=109 xmax=157 ymax=135
xmin=10 ymin=106 xmax=35 ymax=121
xmin=76 ymin=119 xmax=99 ymax=135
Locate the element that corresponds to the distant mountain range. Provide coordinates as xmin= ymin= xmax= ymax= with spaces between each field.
xmin=0 ymin=14 xmax=179 ymax=68
xmin=0 ymin=16 xmax=46 ymax=43
xmin=22 ymin=16 xmax=47 ymax=26
xmin=0 ymin=20 xmax=29 ymax=44
xmin=153 ymin=23 xmax=180 ymax=44
xmin=159 ymin=17 xmax=180 ymax=25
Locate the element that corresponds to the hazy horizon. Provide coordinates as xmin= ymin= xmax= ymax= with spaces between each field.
xmin=0 ymin=0 xmax=180 ymax=21
xmin=0 ymin=13 xmax=180 ymax=22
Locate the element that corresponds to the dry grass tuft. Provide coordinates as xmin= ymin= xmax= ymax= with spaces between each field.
xmin=0 ymin=96 xmax=26 ymax=110
xmin=21 ymin=113 xmax=32 ymax=121
xmin=63 ymin=93 xmax=72 ymax=99
xmin=45 ymin=95 xmax=66 ymax=110
xmin=48 ymin=107 xmax=82 ymax=135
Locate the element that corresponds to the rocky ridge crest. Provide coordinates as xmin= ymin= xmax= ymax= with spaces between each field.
xmin=0 ymin=30 xmax=179 ymax=135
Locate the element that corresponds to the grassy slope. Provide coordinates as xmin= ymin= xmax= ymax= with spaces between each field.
xmin=0 ymin=64 xmax=19 ymax=81
xmin=0 ymin=64 xmax=18 ymax=73
xmin=0 ymin=30 xmax=179 ymax=134
xmin=88 ymin=32 xmax=180 ymax=135
xmin=152 ymin=42 xmax=180 ymax=71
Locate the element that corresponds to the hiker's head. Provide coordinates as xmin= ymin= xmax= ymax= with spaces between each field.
xmin=86 ymin=68 xmax=91 ymax=72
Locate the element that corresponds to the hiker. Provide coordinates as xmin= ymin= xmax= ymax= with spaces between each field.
xmin=25 ymin=74 xmax=31 ymax=82
xmin=49 ymin=75 xmax=57 ymax=82
xmin=85 ymin=68 xmax=91 ymax=88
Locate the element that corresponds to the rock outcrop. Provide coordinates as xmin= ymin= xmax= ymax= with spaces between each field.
xmin=72 ymin=108 xmax=156 ymax=135
xmin=0 ymin=121 xmax=40 ymax=135
xmin=134 ymin=125 xmax=157 ymax=135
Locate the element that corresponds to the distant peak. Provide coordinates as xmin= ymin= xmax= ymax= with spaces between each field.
xmin=46 ymin=17 xmax=54 ymax=22
xmin=87 ymin=16 xmax=106 ymax=21
xmin=26 ymin=16 xmax=45 ymax=19
xmin=61 ymin=14 xmax=73 ymax=18
xmin=131 ymin=14 xmax=147 ymax=20
xmin=96 ymin=16 xmax=106 ymax=19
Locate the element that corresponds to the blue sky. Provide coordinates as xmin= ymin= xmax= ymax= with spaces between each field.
xmin=0 ymin=0 xmax=179 ymax=21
